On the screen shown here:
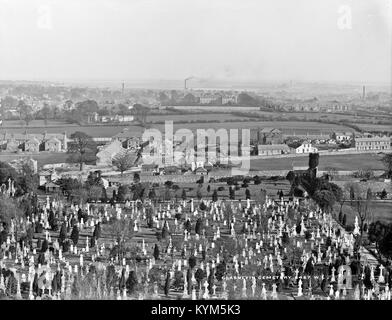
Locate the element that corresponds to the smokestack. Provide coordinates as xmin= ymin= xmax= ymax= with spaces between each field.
xmin=362 ymin=85 xmax=366 ymax=100
xmin=122 ymin=82 xmax=125 ymax=95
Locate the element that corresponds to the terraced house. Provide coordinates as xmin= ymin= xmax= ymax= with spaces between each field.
xmin=354 ymin=135 xmax=391 ymax=151
xmin=0 ymin=131 xmax=68 ymax=152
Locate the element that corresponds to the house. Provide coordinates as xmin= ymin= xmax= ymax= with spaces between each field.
xmin=204 ymin=162 xmax=214 ymax=171
xmin=5 ymin=139 xmax=20 ymax=152
xmin=257 ymin=128 xmax=283 ymax=145
xmin=141 ymin=164 xmax=158 ymax=174
xmin=295 ymin=142 xmax=318 ymax=154
xmin=164 ymin=166 xmax=180 ymax=175
xmin=257 ymin=144 xmax=291 ymax=156
xmin=112 ymin=128 xmax=141 ymax=149
xmin=114 ymin=115 xmax=134 ymax=122
xmin=44 ymin=181 xmax=60 ymax=193
xmin=222 ymin=95 xmax=238 ymax=105
xmin=195 ymin=166 xmax=208 ymax=175
xmin=38 ymin=169 xmax=59 ymax=186
xmin=354 ymin=135 xmax=391 ymax=151
xmin=24 ymin=137 xmax=40 ymax=152
xmin=96 ymin=140 xmax=126 ymax=166
xmin=0 ymin=131 xmax=68 ymax=152
xmin=199 ymin=95 xmax=222 ymax=104
xmin=333 ymin=132 xmax=353 ymax=143
xmin=45 ymin=137 xmax=62 ymax=152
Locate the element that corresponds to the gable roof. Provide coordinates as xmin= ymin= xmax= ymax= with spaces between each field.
xmin=258 ymin=144 xmax=290 ymax=150
xmin=260 ymin=127 xmax=281 ymax=134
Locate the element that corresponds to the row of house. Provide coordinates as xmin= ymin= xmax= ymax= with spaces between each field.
xmin=88 ymin=112 xmax=134 ymax=123
xmin=257 ymin=141 xmax=318 ymax=156
xmin=198 ymin=94 xmax=238 ymax=105
xmin=0 ymin=131 xmax=67 ymax=152
xmin=354 ymin=135 xmax=391 ymax=151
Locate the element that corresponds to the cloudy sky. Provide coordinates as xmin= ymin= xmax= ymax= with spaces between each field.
xmin=0 ymin=0 xmax=390 ymax=84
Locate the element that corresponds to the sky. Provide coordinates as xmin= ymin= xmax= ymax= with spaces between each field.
xmin=0 ymin=0 xmax=391 ymax=84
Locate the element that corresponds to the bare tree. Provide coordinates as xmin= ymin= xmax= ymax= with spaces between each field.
xmin=345 ymin=182 xmax=373 ymax=244
xmin=112 ymin=151 xmax=137 ymax=175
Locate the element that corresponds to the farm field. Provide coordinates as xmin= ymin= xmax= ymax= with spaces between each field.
xmin=355 ymin=123 xmax=392 ymax=132
xmin=250 ymin=152 xmax=385 ymax=171
xmin=152 ymin=120 xmax=354 ymax=135
xmin=146 ymin=113 xmax=249 ymax=122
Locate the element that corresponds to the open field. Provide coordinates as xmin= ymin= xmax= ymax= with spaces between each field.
xmin=250 ymin=152 xmax=386 ymax=171
xmin=0 ymin=115 xmax=351 ymax=137
xmin=152 ymin=120 xmax=354 ymax=135
xmin=146 ymin=113 xmax=249 ymax=122
xmin=355 ymin=123 xmax=392 ymax=132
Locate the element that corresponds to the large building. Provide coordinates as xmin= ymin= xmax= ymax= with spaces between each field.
xmin=354 ymin=135 xmax=391 ymax=151
xmin=257 ymin=144 xmax=291 ymax=156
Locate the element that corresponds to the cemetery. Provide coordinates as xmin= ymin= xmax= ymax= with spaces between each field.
xmin=0 ymin=176 xmax=391 ymax=301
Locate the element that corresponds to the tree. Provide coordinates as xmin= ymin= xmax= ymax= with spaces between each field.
xmin=117 ymin=185 xmax=130 ymax=202
xmin=17 ymin=164 xmax=38 ymax=194
xmin=18 ymin=100 xmax=34 ymax=126
xmin=189 ymin=256 xmax=197 ymax=269
xmin=153 ymin=244 xmax=160 ymax=260
xmin=70 ymin=225 xmax=79 ymax=245
xmin=0 ymin=161 xmax=18 ymax=186
xmin=0 ymin=196 xmax=24 ymax=225
xmin=195 ymin=218 xmax=203 ymax=235
xmin=229 ymin=187 xmax=235 ymax=200
xmin=342 ymin=214 xmax=347 ymax=226
xmin=380 ymin=189 xmax=388 ymax=200
xmin=313 ymin=190 xmax=336 ymax=213
xmin=212 ymin=190 xmax=218 ymax=202
xmin=368 ymin=221 xmax=389 ymax=259
xmin=112 ymin=151 xmax=137 ymax=175
xmin=253 ymin=175 xmax=262 ymax=185
xmin=88 ymin=185 xmax=103 ymax=202
xmin=245 ymin=188 xmax=251 ymax=200
xmin=181 ymin=189 xmax=187 ymax=200
xmin=117 ymin=104 xmax=129 ymax=121
xmin=57 ymin=177 xmax=83 ymax=200
xmin=196 ymin=188 xmax=202 ymax=200
xmin=378 ymin=226 xmax=392 ymax=261
xmin=346 ymin=183 xmax=373 ymax=243
xmin=67 ymin=131 xmax=97 ymax=170
xmin=381 ymin=153 xmax=392 ymax=178
xmin=41 ymin=103 xmax=51 ymax=125
xmin=148 ymin=188 xmax=157 ymax=202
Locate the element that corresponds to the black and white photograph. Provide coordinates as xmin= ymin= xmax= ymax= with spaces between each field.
xmin=0 ymin=0 xmax=391 ymax=309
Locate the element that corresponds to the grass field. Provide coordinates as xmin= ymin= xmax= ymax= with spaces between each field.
xmin=355 ymin=123 xmax=392 ymax=132
xmin=0 ymin=118 xmax=355 ymax=139
xmin=250 ymin=152 xmax=385 ymax=171
xmin=151 ymin=120 xmax=354 ymax=135
xmin=146 ymin=113 xmax=249 ymax=122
